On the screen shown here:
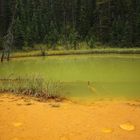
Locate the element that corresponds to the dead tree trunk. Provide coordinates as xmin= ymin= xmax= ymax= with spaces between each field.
xmin=1 ymin=30 xmax=13 ymax=62
xmin=1 ymin=51 xmax=4 ymax=62
xmin=0 ymin=0 xmax=17 ymax=62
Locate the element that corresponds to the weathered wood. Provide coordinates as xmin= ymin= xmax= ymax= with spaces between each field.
xmin=1 ymin=31 xmax=13 ymax=62
xmin=0 ymin=0 xmax=17 ymax=62
xmin=1 ymin=51 xmax=4 ymax=62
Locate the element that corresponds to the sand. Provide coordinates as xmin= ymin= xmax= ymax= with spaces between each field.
xmin=0 ymin=93 xmax=140 ymax=140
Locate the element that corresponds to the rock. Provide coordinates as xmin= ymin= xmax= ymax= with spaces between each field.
xmin=50 ymin=103 xmax=60 ymax=108
xmin=120 ymin=122 xmax=135 ymax=131
xmin=101 ymin=128 xmax=113 ymax=133
xmin=25 ymin=102 xmax=33 ymax=106
xmin=12 ymin=122 xmax=23 ymax=127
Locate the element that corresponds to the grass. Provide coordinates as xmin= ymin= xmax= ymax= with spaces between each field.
xmin=0 ymin=75 xmax=64 ymax=101
xmin=6 ymin=47 xmax=140 ymax=59
xmin=0 ymin=43 xmax=140 ymax=58
xmin=1 ymin=43 xmax=140 ymax=59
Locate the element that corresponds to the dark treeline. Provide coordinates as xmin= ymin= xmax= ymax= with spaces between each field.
xmin=0 ymin=0 xmax=140 ymax=50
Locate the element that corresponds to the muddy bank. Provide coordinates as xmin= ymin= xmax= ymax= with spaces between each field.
xmin=1 ymin=48 xmax=140 ymax=60
xmin=0 ymin=94 xmax=140 ymax=140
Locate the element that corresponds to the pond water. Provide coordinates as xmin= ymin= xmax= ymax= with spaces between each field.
xmin=0 ymin=54 xmax=140 ymax=102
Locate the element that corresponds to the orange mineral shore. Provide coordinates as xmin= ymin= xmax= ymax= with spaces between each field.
xmin=0 ymin=94 xmax=140 ymax=140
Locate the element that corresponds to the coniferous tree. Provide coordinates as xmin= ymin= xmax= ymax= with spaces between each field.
xmin=0 ymin=0 xmax=140 ymax=49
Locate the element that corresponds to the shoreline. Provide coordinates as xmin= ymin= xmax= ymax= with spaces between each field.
xmin=2 ymin=48 xmax=140 ymax=59
xmin=0 ymin=93 xmax=140 ymax=140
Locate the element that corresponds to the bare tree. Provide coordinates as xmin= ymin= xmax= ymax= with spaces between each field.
xmin=1 ymin=0 xmax=17 ymax=62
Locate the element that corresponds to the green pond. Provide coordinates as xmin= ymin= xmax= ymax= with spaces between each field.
xmin=0 ymin=54 xmax=140 ymax=102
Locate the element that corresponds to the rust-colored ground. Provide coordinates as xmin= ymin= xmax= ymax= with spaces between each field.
xmin=0 ymin=94 xmax=140 ymax=140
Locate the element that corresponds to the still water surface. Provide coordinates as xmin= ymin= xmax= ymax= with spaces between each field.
xmin=0 ymin=54 xmax=140 ymax=101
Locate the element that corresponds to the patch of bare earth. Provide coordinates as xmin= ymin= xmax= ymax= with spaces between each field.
xmin=0 ymin=94 xmax=140 ymax=140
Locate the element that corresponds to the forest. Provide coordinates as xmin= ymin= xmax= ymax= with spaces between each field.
xmin=0 ymin=1 xmax=140 ymax=139
xmin=0 ymin=0 xmax=140 ymax=50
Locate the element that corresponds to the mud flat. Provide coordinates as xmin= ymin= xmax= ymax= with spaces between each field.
xmin=0 ymin=94 xmax=140 ymax=140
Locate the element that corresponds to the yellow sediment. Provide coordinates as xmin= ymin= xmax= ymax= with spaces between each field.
xmin=101 ymin=128 xmax=113 ymax=133
xmin=12 ymin=122 xmax=23 ymax=127
xmin=0 ymin=94 xmax=140 ymax=140
xmin=120 ymin=122 xmax=135 ymax=131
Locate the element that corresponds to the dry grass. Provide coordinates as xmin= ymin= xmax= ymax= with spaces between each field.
xmin=0 ymin=75 xmax=64 ymax=101
xmin=1 ymin=47 xmax=139 ymax=59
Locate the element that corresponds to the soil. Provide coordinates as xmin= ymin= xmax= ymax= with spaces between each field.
xmin=0 ymin=93 xmax=140 ymax=140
